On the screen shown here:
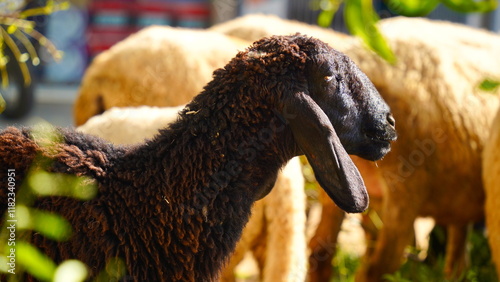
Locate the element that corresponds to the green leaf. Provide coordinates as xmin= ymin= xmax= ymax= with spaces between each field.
xmin=385 ymin=0 xmax=440 ymax=16
xmin=479 ymin=79 xmax=500 ymax=92
xmin=28 ymin=170 xmax=97 ymax=200
xmin=318 ymin=9 xmax=337 ymax=27
xmin=316 ymin=0 xmax=344 ymax=27
xmin=16 ymin=242 xmax=56 ymax=281
xmin=344 ymin=0 xmax=397 ymax=63
xmin=0 ymin=91 xmax=5 ymax=114
xmin=439 ymin=0 xmax=498 ymax=13
xmin=54 ymin=260 xmax=88 ymax=282
xmin=32 ymin=209 xmax=72 ymax=241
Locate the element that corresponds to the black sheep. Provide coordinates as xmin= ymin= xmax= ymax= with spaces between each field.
xmin=0 ymin=34 xmax=396 ymax=281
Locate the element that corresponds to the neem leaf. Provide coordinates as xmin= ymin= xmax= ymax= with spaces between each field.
xmin=31 ymin=209 xmax=72 ymax=241
xmin=479 ymin=79 xmax=500 ymax=92
xmin=345 ymin=0 xmax=397 ymax=63
xmin=16 ymin=242 xmax=57 ymax=281
xmin=385 ymin=0 xmax=440 ymax=16
xmin=439 ymin=0 xmax=498 ymax=12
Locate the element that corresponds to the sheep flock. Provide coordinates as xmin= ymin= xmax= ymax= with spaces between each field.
xmin=2 ymin=13 xmax=500 ymax=282
xmin=1 ymin=34 xmax=396 ymax=280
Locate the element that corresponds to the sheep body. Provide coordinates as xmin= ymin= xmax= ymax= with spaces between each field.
xmin=485 ymin=105 xmax=500 ymax=278
xmin=77 ymin=106 xmax=184 ymax=145
xmin=1 ymin=35 xmax=394 ymax=281
xmin=212 ymin=15 xmax=500 ymax=281
xmin=73 ymin=26 xmax=249 ymax=125
xmin=344 ymin=17 xmax=500 ymax=281
xmin=77 ymin=106 xmax=307 ymax=281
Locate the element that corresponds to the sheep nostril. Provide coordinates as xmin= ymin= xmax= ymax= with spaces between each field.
xmin=387 ymin=113 xmax=396 ymax=128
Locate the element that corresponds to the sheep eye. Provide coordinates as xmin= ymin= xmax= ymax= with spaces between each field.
xmin=324 ymin=76 xmax=334 ymax=82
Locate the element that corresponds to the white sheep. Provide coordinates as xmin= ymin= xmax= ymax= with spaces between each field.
xmin=211 ymin=14 xmax=500 ymax=281
xmin=209 ymin=13 xmax=353 ymax=51
xmin=73 ymin=25 xmax=249 ymax=126
xmin=318 ymin=17 xmax=500 ymax=281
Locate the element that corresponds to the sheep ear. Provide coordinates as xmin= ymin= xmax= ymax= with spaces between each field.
xmin=282 ymin=92 xmax=368 ymax=213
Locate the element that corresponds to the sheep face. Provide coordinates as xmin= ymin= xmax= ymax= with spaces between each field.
xmin=299 ymin=52 xmax=396 ymax=213
xmin=307 ymin=51 xmax=397 ymax=161
xmin=249 ymin=34 xmax=396 ymax=213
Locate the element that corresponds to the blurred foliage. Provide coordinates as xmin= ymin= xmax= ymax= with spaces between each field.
xmin=330 ymin=226 xmax=497 ymax=282
xmin=479 ymin=79 xmax=500 ymax=92
xmin=94 ymin=258 xmax=127 ymax=282
xmin=0 ymin=0 xmax=68 ymax=114
xmin=344 ymin=0 xmax=397 ymax=63
xmin=53 ymin=260 xmax=88 ymax=282
xmin=315 ymin=0 xmax=498 ymax=63
xmin=385 ymin=0 xmax=440 ymax=17
xmin=0 ymin=92 xmax=5 ymax=113
xmin=0 ymin=122 xmax=97 ymax=281
xmin=331 ymin=248 xmax=361 ymax=282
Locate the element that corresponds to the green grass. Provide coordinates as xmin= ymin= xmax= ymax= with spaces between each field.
xmin=330 ymin=227 xmax=498 ymax=282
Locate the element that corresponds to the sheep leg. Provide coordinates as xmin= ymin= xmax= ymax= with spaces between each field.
xmin=443 ymin=224 xmax=468 ymax=279
xmin=355 ymin=200 xmax=418 ymax=282
xmin=260 ymin=159 xmax=307 ymax=282
xmin=307 ymin=189 xmax=345 ymax=282
xmin=360 ymin=197 xmax=383 ymax=259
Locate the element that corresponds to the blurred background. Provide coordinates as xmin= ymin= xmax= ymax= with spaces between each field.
xmin=1 ymin=1 xmax=500 ymax=281
xmin=0 ymin=0 xmax=499 ymax=128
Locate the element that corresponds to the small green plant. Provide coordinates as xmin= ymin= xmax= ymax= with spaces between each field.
xmin=382 ymin=227 xmax=498 ymax=282
xmin=331 ymin=248 xmax=362 ymax=282
xmin=330 ymin=225 xmax=497 ymax=282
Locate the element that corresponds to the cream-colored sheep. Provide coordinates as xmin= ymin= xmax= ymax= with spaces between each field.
xmin=73 ymin=26 xmax=249 ymax=126
xmin=485 ymin=103 xmax=500 ymax=278
xmin=77 ymin=106 xmax=184 ymax=144
xmin=211 ymin=13 xmax=500 ymax=281
xmin=311 ymin=17 xmax=500 ymax=281
xmin=76 ymin=106 xmax=307 ymax=282
xmin=209 ymin=14 xmax=353 ymax=51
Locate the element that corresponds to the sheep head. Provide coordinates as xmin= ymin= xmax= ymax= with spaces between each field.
xmin=246 ymin=34 xmax=397 ymax=213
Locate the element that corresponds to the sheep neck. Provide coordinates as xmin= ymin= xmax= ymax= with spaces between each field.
xmin=115 ymin=90 xmax=298 ymax=279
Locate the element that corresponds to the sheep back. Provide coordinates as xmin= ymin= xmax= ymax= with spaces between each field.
xmin=77 ymin=106 xmax=184 ymax=145
xmin=209 ymin=14 xmax=354 ymax=51
xmin=74 ymin=26 xmax=249 ymax=125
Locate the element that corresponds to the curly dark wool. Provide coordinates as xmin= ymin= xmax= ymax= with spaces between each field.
xmin=0 ymin=34 xmax=386 ymax=281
